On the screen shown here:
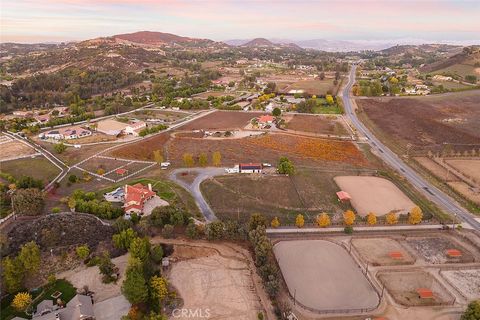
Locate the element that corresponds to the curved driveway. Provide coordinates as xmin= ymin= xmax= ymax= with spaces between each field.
xmin=169 ymin=167 xmax=225 ymax=222
xmin=343 ymin=65 xmax=480 ymax=230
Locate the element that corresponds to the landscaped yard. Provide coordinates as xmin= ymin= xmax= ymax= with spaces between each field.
xmin=0 ymin=279 xmax=76 ymax=320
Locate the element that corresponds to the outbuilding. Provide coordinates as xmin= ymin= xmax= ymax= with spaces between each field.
xmin=239 ymin=163 xmax=262 ymax=173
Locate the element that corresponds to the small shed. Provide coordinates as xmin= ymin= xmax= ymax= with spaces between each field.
xmin=115 ymin=168 xmax=128 ymax=176
xmin=388 ymin=251 xmax=404 ymax=260
xmin=336 ymin=191 xmax=351 ymax=202
xmin=446 ymin=249 xmax=462 ymax=258
xmin=417 ymin=288 xmax=433 ymax=299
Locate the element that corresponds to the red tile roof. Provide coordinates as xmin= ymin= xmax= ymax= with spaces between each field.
xmin=258 ymin=115 xmax=274 ymax=123
xmin=446 ymin=249 xmax=462 ymax=257
xmin=417 ymin=288 xmax=433 ymax=299
xmin=389 ymin=251 xmax=404 ymax=259
xmin=115 ymin=168 xmax=128 ymax=175
xmin=336 ymin=191 xmax=351 ymax=201
xmin=124 ymin=183 xmax=155 ymax=212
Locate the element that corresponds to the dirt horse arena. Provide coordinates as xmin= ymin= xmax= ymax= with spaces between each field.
xmin=352 ymin=238 xmax=415 ymax=266
xmin=273 ymin=240 xmax=379 ymax=312
xmin=334 ymin=176 xmax=415 ymax=216
xmin=406 ymin=236 xmax=475 ymax=264
xmin=378 ymin=271 xmax=455 ymax=306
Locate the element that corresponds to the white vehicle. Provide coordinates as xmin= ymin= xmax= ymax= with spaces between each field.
xmin=160 ymin=162 xmax=171 ymax=167
xmin=262 ymin=163 xmax=272 ymax=167
xmin=225 ymin=167 xmax=240 ymax=174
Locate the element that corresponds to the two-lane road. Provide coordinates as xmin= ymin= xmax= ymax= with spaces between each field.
xmin=342 ymin=65 xmax=480 ymax=230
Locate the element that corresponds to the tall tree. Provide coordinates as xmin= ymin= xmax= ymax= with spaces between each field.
xmin=12 ymin=188 xmax=45 ymax=215
xmin=212 ymin=151 xmax=222 ymax=166
xmin=198 ymin=153 xmax=208 ymax=167
xmin=343 ymin=210 xmax=356 ymax=226
xmin=316 ymin=213 xmax=331 ymax=228
xmin=122 ymin=258 xmax=149 ymax=304
xmin=295 ymin=214 xmax=305 ymax=228
xmin=18 ymin=241 xmax=41 ymax=275
xmin=408 ymin=206 xmax=423 ymax=225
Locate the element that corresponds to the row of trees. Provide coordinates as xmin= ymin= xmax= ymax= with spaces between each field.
xmin=270 ymin=206 xmax=424 ymax=229
xmin=138 ymin=124 xmax=168 ymax=137
xmin=182 ymin=151 xmax=222 ymax=167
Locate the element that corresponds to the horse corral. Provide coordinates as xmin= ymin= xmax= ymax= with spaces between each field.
xmin=378 ymin=271 xmax=455 ymax=306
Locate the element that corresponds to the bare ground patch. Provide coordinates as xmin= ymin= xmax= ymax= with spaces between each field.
xmin=57 ymin=253 xmax=129 ymax=302
xmin=0 ymin=140 xmax=36 ymax=161
xmin=168 ymin=244 xmax=263 ymax=320
xmin=440 ymin=269 xmax=480 ymax=300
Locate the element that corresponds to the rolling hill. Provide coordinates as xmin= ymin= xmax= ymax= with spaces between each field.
xmin=111 ymin=31 xmax=212 ymax=45
xmin=420 ymin=46 xmax=480 ymax=79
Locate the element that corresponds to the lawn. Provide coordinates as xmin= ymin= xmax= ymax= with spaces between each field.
xmin=311 ymin=98 xmax=343 ymax=114
xmin=0 ymin=157 xmax=60 ymax=184
xmin=0 ymin=279 xmax=76 ymax=320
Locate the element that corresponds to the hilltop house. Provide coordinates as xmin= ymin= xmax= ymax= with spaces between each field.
xmin=123 ymin=183 xmax=156 ymax=215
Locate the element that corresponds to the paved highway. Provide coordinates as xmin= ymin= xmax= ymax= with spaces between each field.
xmin=342 ymin=65 xmax=480 ymax=230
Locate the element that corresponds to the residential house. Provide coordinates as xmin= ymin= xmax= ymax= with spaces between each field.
xmin=258 ymin=115 xmax=274 ymax=125
xmin=39 ymin=126 xmax=92 ymax=140
xmin=15 ymin=294 xmax=95 ymax=320
xmin=12 ymin=110 xmax=33 ymax=118
xmin=124 ymin=121 xmax=146 ymax=136
xmin=123 ymin=183 xmax=156 ymax=215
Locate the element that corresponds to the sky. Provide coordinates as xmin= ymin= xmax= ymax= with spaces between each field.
xmin=1 ymin=0 xmax=480 ymax=43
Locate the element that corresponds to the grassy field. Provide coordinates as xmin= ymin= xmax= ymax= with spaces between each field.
xmin=0 ymin=156 xmax=60 ymax=183
xmin=200 ymin=168 xmax=361 ymax=223
xmin=429 ymin=63 xmax=479 ymax=79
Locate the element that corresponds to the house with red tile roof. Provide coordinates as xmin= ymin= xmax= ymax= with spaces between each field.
xmin=123 ymin=183 xmax=156 ymax=214
xmin=258 ymin=115 xmax=274 ymax=124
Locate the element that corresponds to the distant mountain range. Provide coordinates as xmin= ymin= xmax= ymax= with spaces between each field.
xmin=225 ymin=38 xmax=479 ymax=52
xmin=3 ymin=30 xmax=477 ymax=53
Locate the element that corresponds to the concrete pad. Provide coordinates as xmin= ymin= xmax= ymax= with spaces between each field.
xmin=93 ymin=295 xmax=130 ymax=320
